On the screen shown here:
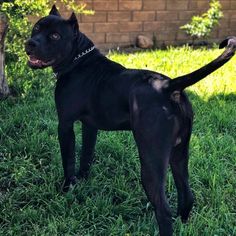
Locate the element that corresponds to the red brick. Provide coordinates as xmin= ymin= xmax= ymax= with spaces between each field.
xmin=97 ymin=42 xmax=128 ymax=50
xmin=86 ymin=33 xmax=106 ymax=44
xmin=230 ymin=12 xmax=236 ymax=19
xmin=178 ymin=11 xmax=197 ymax=20
xmin=130 ymin=32 xmax=153 ymax=41
xmin=93 ymin=1 xmax=118 ymax=11
xmin=143 ymin=21 xmax=165 ymax=31
xmin=143 ymin=1 xmax=166 ymax=10
xmin=197 ymin=1 xmax=209 ymax=10
xmin=231 ymin=1 xmax=236 ymax=9
xmin=218 ymin=28 xmax=232 ymax=38
xmin=188 ymin=1 xmax=198 ymax=10
xmin=108 ymin=11 xmax=131 ymax=22
xmin=95 ymin=23 xmax=119 ymax=32
xmin=167 ymin=0 xmax=189 ymax=10
xmin=133 ymin=11 xmax=156 ymax=21
xmin=119 ymin=22 xmax=143 ymax=32
xmin=230 ymin=19 xmax=236 ymax=29
xmin=156 ymin=11 xmax=178 ymax=21
xmin=158 ymin=31 xmax=176 ymax=41
xmin=119 ymin=1 xmax=142 ymax=11
xmin=79 ymin=23 xmax=94 ymax=33
xmin=132 ymin=32 xmax=158 ymax=46
xmin=81 ymin=12 xmax=107 ymax=23
xmin=220 ymin=1 xmax=231 ymax=10
xmin=222 ymin=11 xmax=230 ymax=19
xmin=212 ymin=28 xmax=219 ymax=37
xmin=166 ymin=21 xmax=183 ymax=30
xmin=106 ymin=33 xmax=130 ymax=43
xmin=219 ymin=18 xmax=229 ymax=28
xmin=177 ymin=31 xmax=189 ymax=40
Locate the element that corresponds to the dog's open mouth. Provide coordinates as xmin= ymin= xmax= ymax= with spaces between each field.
xmin=28 ymin=55 xmax=55 ymax=68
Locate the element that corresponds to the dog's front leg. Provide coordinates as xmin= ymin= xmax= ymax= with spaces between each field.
xmin=78 ymin=123 xmax=98 ymax=179
xmin=58 ymin=121 xmax=76 ymax=192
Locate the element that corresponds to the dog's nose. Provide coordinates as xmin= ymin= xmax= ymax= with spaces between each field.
xmin=25 ymin=39 xmax=39 ymax=54
xmin=27 ymin=39 xmax=38 ymax=48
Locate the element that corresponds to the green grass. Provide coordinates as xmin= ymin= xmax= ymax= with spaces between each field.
xmin=0 ymin=47 xmax=236 ymax=236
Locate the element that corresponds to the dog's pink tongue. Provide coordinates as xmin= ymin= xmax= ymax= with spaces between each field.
xmin=29 ymin=56 xmax=43 ymax=66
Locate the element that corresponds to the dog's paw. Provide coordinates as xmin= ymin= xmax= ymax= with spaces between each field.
xmin=61 ymin=176 xmax=78 ymax=193
xmin=177 ymin=194 xmax=194 ymax=223
xmin=219 ymin=36 xmax=236 ymax=49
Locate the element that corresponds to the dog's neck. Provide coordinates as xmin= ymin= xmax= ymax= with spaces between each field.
xmin=52 ymin=32 xmax=96 ymax=78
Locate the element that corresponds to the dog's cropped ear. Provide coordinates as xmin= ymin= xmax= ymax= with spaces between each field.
xmin=49 ymin=5 xmax=61 ymax=17
xmin=68 ymin=12 xmax=79 ymax=37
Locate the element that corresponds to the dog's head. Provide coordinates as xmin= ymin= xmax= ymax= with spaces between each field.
xmin=25 ymin=5 xmax=79 ymax=69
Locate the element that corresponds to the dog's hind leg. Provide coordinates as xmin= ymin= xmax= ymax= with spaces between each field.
xmin=78 ymin=123 xmax=98 ymax=179
xmin=132 ymin=108 xmax=176 ymax=236
xmin=170 ymin=125 xmax=194 ymax=223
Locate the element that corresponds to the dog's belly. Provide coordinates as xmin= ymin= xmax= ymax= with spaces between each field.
xmin=79 ymin=107 xmax=132 ymax=131
xmin=80 ymin=114 xmax=131 ymax=131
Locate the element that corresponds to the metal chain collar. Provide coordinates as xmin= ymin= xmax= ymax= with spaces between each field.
xmin=53 ymin=46 xmax=95 ymax=78
xmin=73 ymin=46 xmax=95 ymax=62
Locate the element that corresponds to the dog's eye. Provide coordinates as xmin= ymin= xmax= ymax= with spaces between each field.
xmin=50 ymin=33 xmax=61 ymax=40
xmin=34 ymin=25 xmax=40 ymax=32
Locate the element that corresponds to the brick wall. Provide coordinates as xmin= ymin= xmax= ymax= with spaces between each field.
xmin=1 ymin=1 xmax=235 ymax=49
xmin=59 ymin=0 xmax=235 ymax=49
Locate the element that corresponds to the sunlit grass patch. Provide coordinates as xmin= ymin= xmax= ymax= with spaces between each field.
xmin=109 ymin=46 xmax=236 ymax=98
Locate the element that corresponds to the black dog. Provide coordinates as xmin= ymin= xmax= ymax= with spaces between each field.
xmin=25 ymin=5 xmax=236 ymax=236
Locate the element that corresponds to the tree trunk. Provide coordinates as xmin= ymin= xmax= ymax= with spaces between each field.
xmin=0 ymin=13 xmax=10 ymax=99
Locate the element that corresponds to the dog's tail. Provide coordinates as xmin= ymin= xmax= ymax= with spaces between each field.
xmin=166 ymin=36 xmax=236 ymax=92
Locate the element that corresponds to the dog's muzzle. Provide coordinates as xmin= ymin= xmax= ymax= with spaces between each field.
xmin=25 ymin=39 xmax=55 ymax=68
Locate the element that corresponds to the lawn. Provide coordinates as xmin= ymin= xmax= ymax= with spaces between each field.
xmin=0 ymin=47 xmax=235 ymax=236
